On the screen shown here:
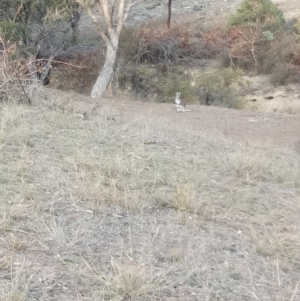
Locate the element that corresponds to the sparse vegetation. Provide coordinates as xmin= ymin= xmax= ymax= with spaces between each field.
xmin=261 ymin=34 xmax=300 ymax=73
xmin=296 ymin=17 xmax=300 ymax=38
xmin=226 ymin=0 xmax=285 ymax=72
xmin=258 ymin=33 xmax=300 ymax=85
xmin=0 ymin=21 xmax=26 ymax=41
xmin=118 ymin=65 xmax=195 ymax=102
xmin=118 ymin=65 xmax=245 ymax=107
xmin=1 ymin=1 xmax=300 ymax=299
xmin=269 ymin=63 xmax=300 ymax=86
xmin=227 ymin=0 xmax=284 ymax=31
xmin=195 ymin=68 xmax=245 ymax=109
xmin=101 ymin=262 xmax=167 ymax=299
xmin=0 ymin=100 xmax=299 ymax=299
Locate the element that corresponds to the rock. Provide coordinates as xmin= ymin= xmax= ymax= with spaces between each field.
xmin=193 ymin=5 xmax=205 ymax=11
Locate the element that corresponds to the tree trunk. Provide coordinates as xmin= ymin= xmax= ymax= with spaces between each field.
xmin=91 ymin=43 xmax=117 ymax=98
xmin=167 ymin=0 xmax=172 ymax=29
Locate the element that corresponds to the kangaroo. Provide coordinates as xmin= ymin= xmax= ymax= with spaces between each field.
xmin=175 ymin=92 xmax=185 ymax=112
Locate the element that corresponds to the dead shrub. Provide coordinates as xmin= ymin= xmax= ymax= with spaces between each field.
xmin=260 ymin=34 xmax=300 ymax=74
xmin=117 ymin=24 xmax=192 ymax=67
xmin=49 ymin=52 xmax=104 ymax=94
xmin=0 ymin=37 xmax=31 ymax=104
xmin=269 ymin=63 xmax=300 ymax=86
xmin=199 ymin=26 xmax=230 ymax=59
xmin=118 ymin=23 xmax=228 ymax=68
xmin=135 ymin=24 xmax=191 ymax=65
xmin=227 ymin=26 xmax=272 ymax=71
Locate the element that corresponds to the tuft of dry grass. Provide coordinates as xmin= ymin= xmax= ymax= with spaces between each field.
xmin=5 ymin=234 xmax=27 ymax=251
xmin=98 ymin=260 xmax=168 ymax=300
xmin=0 ymin=263 xmax=29 ymax=301
xmin=0 ymin=105 xmax=29 ymax=149
xmin=169 ymin=183 xmax=198 ymax=213
xmin=0 ymin=255 xmax=10 ymax=271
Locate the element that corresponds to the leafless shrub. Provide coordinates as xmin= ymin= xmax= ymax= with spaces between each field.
xmin=260 ymin=34 xmax=300 ymax=74
xmin=227 ymin=26 xmax=272 ymax=72
xmin=0 ymin=36 xmax=32 ymax=104
xmin=269 ymin=63 xmax=300 ymax=86
xmin=135 ymin=24 xmax=191 ymax=65
xmin=118 ymin=24 xmax=228 ymax=70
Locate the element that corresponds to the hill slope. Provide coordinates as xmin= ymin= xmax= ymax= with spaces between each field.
xmin=1 ymin=92 xmax=300 ymax=300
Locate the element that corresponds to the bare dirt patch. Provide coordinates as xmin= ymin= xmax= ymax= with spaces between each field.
xmin=44 ymin=88 xmax=299 ymax=154
xmin=243 ymin=76 xmax=300 ymax=114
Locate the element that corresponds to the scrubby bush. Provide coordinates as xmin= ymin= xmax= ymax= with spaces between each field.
xmin=226 ymin=0 xmax=285 ymax=72
xmin=118 ymin=23 xmax=229 ymax=70
xmin=157 ymin=71 xmax=195 ymax=103
xmin=0 ymin=21 xmax=26 ymax=41
xmin=261 ymin=34 xmax=300 ymax=73
xmin=198 ymin=26 xmax=230 ymax=59
xmin=0 ymin=37 xmax=31 ymax=104
xmin=117 ymin=24 xmax=194 ymax=74
xmin=195 ymin=68 xmax=245 ymax=109
xmin=259 ymin=33 xmax=300 ymax=85
xmin=118 ymin=27 xmax=141 ymax=63
xmin=120 ymin=65 xmax=157 ymax=97
xmin=117 ymin=24 xmax=193 ymax=67
xmin=228 ymin=0 xmax=284 ymax=32
xmin=135 ymin=24 xmax=191 ymax=65
xmin=269 ymin=63 xmax=300 ymax=86
xmin=118 ymin=64 xmax=195 ymax=102
xmin=118 ymin=64 xmax=244 ymax=109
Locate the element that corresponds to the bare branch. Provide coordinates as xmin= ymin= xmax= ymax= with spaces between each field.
xmin=110 ymin=0 xmax=118 ymax=27
xmin=13 ymin=0 xmax=24 ymax=22
xmin=86 ymin=5 xmax=111 ymax=45
xmin=100 ymin=0 xmax=111 ymax=27
xmin=94 ymin=0 xmax=104 ymax=16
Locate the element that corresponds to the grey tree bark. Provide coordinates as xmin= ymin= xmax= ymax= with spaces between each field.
xmin=76 ymin=0 xmax=146 ymax=99
xmin=91 ymin=41 xmax=118 ymax=98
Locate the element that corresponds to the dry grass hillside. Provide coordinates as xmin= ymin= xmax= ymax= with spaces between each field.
xmin=1 ymin=0 xmax=300 ymax=300
xmin=0 ymin=88 xmax=300 ymax=300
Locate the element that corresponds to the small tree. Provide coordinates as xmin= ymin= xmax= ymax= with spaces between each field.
xmin=228 ymin=0 xmax=284 ymax=30
xmin=75 ymin=0 xmax=146 ymax=98
xmin=227 ymin=0 xmax=284 ymax=72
